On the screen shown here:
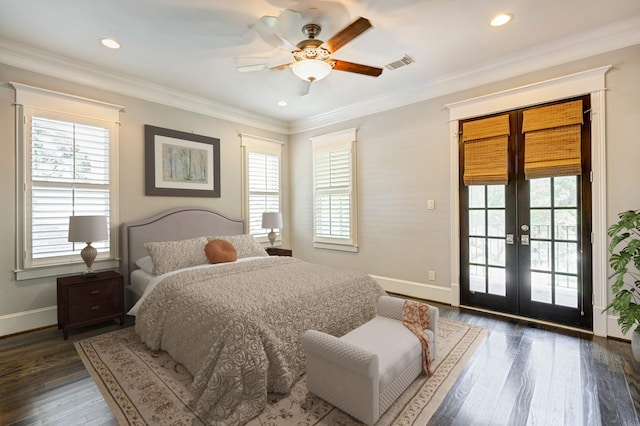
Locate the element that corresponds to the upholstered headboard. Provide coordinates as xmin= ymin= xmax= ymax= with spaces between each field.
xmin=120 ymin=206 xmax=245 ymax=285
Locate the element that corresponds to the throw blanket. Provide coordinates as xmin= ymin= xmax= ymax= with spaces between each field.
xmin=135 ymin=256 xmax=385 ymax=425
xmin=402 ymin=300 xmax=434 ymax=375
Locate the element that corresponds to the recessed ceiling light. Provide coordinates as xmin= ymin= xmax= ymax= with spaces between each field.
xmin=277 ymin=100 xmax=288 ymax=107
xmin=100 ymin=38 xmax=121 ymax=49
xmin=490 ymin=13 xmax=513 ymax=27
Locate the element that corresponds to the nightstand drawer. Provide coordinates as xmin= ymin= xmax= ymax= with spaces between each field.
xmin=67 ymin=298 xmax=121 ymax=323
xmin=67 ymin=281 xmax=120 ymax=305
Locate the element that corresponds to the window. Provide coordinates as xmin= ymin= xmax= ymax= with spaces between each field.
xmin=241 ymin=134 xmax=283 ymax=241
xmin=13 ymin=83 xmax=121 ymax=279
xmin=311 ymin=128 xmax=358 ymax=252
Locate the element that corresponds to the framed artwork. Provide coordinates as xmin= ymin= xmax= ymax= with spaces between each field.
xmin=145 ymin=125 xmax=221 ymax=197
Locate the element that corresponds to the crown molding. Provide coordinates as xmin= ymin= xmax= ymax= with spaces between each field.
xmin=0 ymin=39 xmax=288 ymax=134
xmin=289 ymin=14 xmax=640 ymax=134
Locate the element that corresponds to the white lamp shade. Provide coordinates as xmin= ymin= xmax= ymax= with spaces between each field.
xmin=68 ymin=215 xmax=108 ymax=243
xmin=291 ymin=59 xmax=332 ymax=82
xmin=261 ymin=212 xmax=283 ymax=229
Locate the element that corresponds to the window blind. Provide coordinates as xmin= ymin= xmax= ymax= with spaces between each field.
xmin=30 ymin=117 xmax=111 ymax=260
xmin=462 ymin=114 xmax=510 ymax=186
xmin=522 ymin=100 xmax=583 ymax=180
xmin=247 ymin=152 xmax=280 ymax=236
xmin=240 ymin=134 xmax=283 ymax=240
xmin=314 ymin=145 xmax=351 ymax=239
xmin=311 ymin=127 xmax=358 ymax=252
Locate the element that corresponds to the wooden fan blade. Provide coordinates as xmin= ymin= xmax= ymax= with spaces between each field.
xmin=332 ymin=60 xmax=383 ymax=77
xmin=322 ymin=17 xmax=372 ymax=54
xmin=250 ymin=18 xmax=299 ymax=53
xmin=236 ymin=63 xmax=268 ymax=73
xmin=301 ymin=80 xmax=312 ymax=96
xmin=270 ymin=62 xmax=293 ymax=71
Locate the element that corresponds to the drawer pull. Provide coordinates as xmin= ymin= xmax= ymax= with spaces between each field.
xmin=90 ymin=305 xmax=101 ymax=311
xmin=89 ymin=290 xmax=100 ymax=295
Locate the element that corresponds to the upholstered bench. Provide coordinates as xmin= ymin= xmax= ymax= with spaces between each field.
xmin=303 ymin=295 xmax=438 ymax=425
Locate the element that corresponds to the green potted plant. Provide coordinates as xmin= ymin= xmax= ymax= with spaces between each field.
xmin=605 ymin=209 xmax=640 ymax=360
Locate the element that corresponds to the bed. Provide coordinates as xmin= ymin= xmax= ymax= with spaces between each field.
xmin=120 ymin=207 xmax=386 ymax=425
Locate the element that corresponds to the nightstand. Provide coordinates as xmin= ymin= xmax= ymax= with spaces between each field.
xmin=57 ymin=270 xmax=124 ymax=340
xmin=265 ymin=247 xmax=292 ymax=257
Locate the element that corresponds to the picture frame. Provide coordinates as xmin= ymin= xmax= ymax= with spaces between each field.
xmin=145 ymin=125 xmax=221 ymax=197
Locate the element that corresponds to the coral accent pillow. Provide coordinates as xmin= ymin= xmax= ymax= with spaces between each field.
xmin=205 ymin=239 xmax=238 ymax=264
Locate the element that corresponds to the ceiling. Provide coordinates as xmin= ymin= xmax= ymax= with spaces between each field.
xmin=1 ymin=0 xmax=639 ymax=132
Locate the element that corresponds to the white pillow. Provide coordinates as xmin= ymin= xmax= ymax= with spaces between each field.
xmin=135 ymin=256 xmax=155 ymax=275
xmin=206 ymin=234 xmax=268 ymax=258
xmin=144 ymin=236 xmax=209 ymax=275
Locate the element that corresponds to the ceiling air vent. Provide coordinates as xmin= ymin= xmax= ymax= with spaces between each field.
xmin=384 ymin=54 xmax=415 ymax=71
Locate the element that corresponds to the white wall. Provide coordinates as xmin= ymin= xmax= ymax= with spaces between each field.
xmin=0 ymin=63 xmax=288 ymax=336
xmin=289 ymin=45 xmax=640 ymax=319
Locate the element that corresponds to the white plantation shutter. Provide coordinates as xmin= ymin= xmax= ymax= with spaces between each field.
xmin=312 ymin=129 xmax=358 ymax=251
xmin=30 ymin=117 xmax=111 ymax=260
xmin=13 ymin=82 xmax=121 ymax=276
xmin=241 ymin=134 xmax=283 ymax=240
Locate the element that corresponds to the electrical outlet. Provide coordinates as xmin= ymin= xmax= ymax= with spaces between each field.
xmin=427 ymin=199 xmax=435 ymax=210
xmin=428 ymin=270 xmax=436 ymax=281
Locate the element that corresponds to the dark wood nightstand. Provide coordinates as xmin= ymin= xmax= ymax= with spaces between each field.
xmin=57 ymin=270 xmax=124 ymax=340
xmin=265 ymin=247 xmax=292 ymax=257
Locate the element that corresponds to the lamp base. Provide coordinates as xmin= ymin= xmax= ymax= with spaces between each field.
xmin=268 ymin=230 xmax=276 ymax=246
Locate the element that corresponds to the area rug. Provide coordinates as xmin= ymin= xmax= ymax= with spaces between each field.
xmin=75 ymin=317 xmax=486 ymax=425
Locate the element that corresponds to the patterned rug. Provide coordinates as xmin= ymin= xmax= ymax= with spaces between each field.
xmin=75 ymin=317 xmax=486 ymax=425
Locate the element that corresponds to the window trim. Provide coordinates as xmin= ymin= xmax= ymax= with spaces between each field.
xmin=240 ymin=133 xmax=283 ymax=245
xmin=311 ymin=128 xmax=358 ymax=252
xmin=12 ymin=82 xmax=122 ymax=280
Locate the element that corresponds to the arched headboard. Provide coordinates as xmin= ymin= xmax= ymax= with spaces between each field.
xmin=120 ymin=207 xmax=245 ymax=286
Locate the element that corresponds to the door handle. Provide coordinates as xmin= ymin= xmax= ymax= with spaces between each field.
xmin=506 ymin=234 xmax=514 ymax=244
xmin=521 ymin=235 xmax=529 ymax=245
xmin=520 ymin=224 xmax=529 ymax=232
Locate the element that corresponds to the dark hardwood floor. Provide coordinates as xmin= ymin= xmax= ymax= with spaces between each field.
xmin=1 ymin=305 xmax=638 ymax=425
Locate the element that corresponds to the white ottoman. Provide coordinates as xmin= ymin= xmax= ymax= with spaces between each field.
xmin=303 ymin=296 xmax=438 ymax=425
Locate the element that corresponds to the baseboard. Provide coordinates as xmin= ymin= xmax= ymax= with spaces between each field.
xmin=607 ymin=315 xmax=630 ymax=340
xmin=0 ymin=306 xmax=57 ymax=337
xmin=370 ymin=275 xmax=452 ymax=305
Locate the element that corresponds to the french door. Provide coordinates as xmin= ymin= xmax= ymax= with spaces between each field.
xmin=459 ymin=96 xmax=593 ymax=330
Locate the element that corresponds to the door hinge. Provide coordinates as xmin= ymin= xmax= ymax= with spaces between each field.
xmin=589 ymin=171 xmax=593 ymax=182
xmin=591 ymin=232 xmax=594 ymax=244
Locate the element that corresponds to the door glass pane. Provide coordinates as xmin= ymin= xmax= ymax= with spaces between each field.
xmin=470 ymin=265 xmax=486 ymax=293
xmin=488 ymin=267 xmax=506 ymax=296
xmin=554 ymin=176 xmax=577 ymax=207
xmin=555 ymin=209 xmax=578 ymax=241
xmin=469 ymin=237 xmax=486 ymax=264
xmin=469 ymin=185 xmax=485 ymax=208
xmin=488 ymin=238 xmax=505 ymax=266
xmin=469 ymin=210 xmax=486 ymax=236
xmin=530 ymin=178 xmax=551 ymax=207
xmin=531 ymin=209 xmax=551 ymax=239
xmin=487 ymin=185 xmax=505 ymax=208
xmin=556 ymin=275 xmax=578 ymax=308
xmin=487 ymin=210 xmax=505 ymax=237
xmin=531 ymin=240 xmax=551 ymax=271
xmin=555 ymin=242 xmax=578 ymax=274
xmin=531 ymin=272 xmax=552 ymax=304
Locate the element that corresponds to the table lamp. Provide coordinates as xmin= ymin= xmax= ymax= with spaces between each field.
xmin=68 ymin=215 xmax=108 ymax=278
xmin=261 ymin=212 xmax=283 ymax=246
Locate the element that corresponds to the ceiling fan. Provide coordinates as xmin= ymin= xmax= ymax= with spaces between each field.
xmin=238 ymin=15 xmax=383 ymax=93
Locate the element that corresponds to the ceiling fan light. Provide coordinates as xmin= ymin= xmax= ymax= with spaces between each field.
xmin=291 ymin=59 xmax=332 ymax=82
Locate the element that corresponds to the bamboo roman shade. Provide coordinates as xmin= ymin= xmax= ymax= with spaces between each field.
xmin=522 ymin=100 xmax=583 ymax=180
xmin=462 ymin=114 xmax=510 ymax=186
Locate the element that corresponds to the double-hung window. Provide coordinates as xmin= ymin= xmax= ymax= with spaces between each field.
xmin=311 ymin=128 xmax=358 ymax=252
xmin=13 ymin=83 xmax=121 ymax=279
xmin=241 ymin=134 xmax=283 ymax=242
